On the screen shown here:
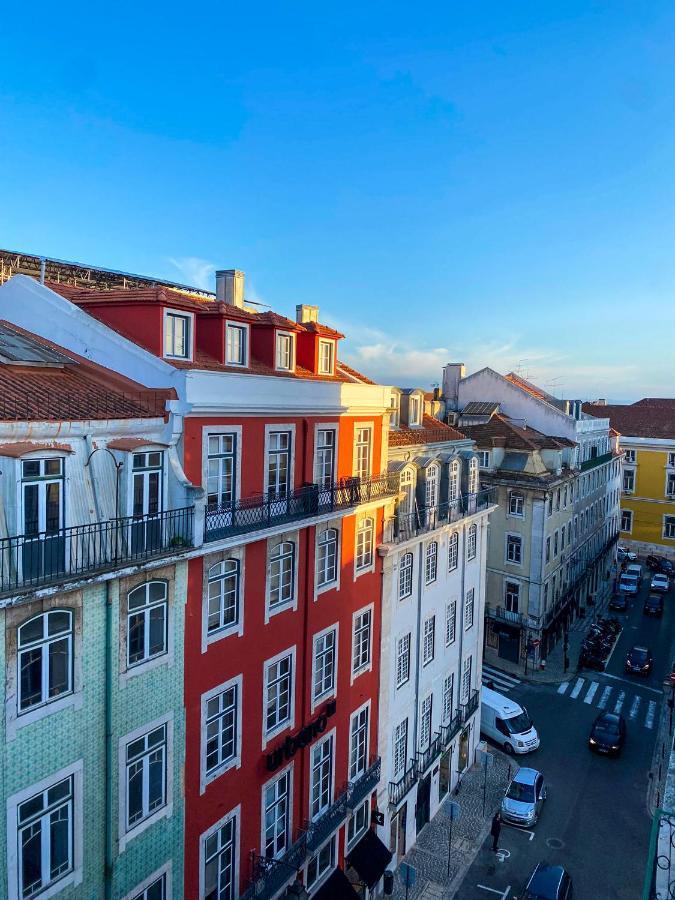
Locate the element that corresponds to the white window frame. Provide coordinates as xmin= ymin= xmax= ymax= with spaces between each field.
xmin=409 ymin=394 xmax=421 ymax=426
xmin=664 ymin=515 xmax=675 ymax=540
xmin=313 ymin=424 xmax=338 ymax=492
xmin=263 ymin=646 xmax=296 ymax=746
xmin=266 ymin=535 xmax=299 ymax=621
xmin=448 ymin=532 xmax=459 ymax=571
xmin=666 ymin=471 xmax=675 ymax=498
xmin=126 ymin=581 xmax=169 ymax=671
xmin=393 ymin=718 xmax=408 ymax=777
xmin=468 ymin=457 xmax=479 ymax=494
xmin=305 ymin=834 xmax=336 ymax=893
xmin=467 ymin=524 xmax=477 ymax=560
xmin=118 ymin=713 xmax=174 ymax=851
xmin=309 ymin=729 xmax=335 ymax=822
xmin=355 ymin=516 xmax=375 ymax=575
xmin=349 ymin=701 xmax=371 ymax=781
xmin=395 ymin=633 xmax=411 ymax=688
xmin=399 ymin=551 xmax=413 ymax=599
xmin=124 ymin=862 xmax=173 ymax=900
xmin=419 ymin=694 xmax=433 ymax=751
xmin=464 ymin=588 xmax=475 ymax=630
xmin=442 ymin=673 xmax=454 ymax=723
xmin=477 ymin=450 xmax=490 ymax=469
xmin=8 ymin=760 xmax=84 ymax=900
xmin=311 ymin=623 xmax=339 ymax=712
xmin=620 ymin=509 xmax=633 ymax=533
xmin=351 ymin=604 xmax=373 ymax=682
xmin=346 ymin=799 xmax=370 ymax=851
xmin=425 ymin=464 xmax=440 ymax=509
xmin=508 ymin=491 xmax=524 ymax=518
xmin=623 ymin=469 xmax=635 ymax=493
xmin=425 ymin=541 xmax=438 ymax=584
xmin=225 ymin=320 xmax=249 ymax=367
xmin=316 ymin=526 xmax=339 ymax=593
xmin=163 ymin=308 xmax=194 ymax=360
xmin=275 ymin=330 xmax=296 ymax=372
xmin=261 ymin=763 xmax=294 ymax=862
xmin=461 ymin=655 xmax=473 ymax=704
xmin=505 ymin=533 xmax=522 ymax=566
xmin=200 ymin=675 xmax=242 ymax=794
xmin=317 ymin=339 xmax=335 ymax=375
xmin=504 ymin=580 xmax=520 ymax=613
xmin=199 ymin=805 xmax=240 ymax=900
xmin=422 ymin=615 xmax=435 ymax=666
xmin=445 ymin=600 xmax=457 ymax=646
xmin=264 ymin=424 xmax=296 ymax=498
xmin=448 ymin=459 xmax=460 ymax=503
xmin=669 ymin=451 xmax=675 ymax=468
xmin=16 ymin=609 xmax=74 ymax=716
xmin=624 ymin=449 xmax=636 ymax=463
xmin=353 ymin=425 xmax=373 ymax=481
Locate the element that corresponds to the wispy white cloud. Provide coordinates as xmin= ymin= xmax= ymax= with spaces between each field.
xmin=167 ymin=256 xmax=216 ymax=291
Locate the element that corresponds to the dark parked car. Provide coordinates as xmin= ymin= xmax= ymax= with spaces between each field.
xmin=625 ymin=645 xmax=653 ymax=676
xmin=609 ymin=593 xmax=629 ymax=612
xmin=589 ymin=712 xmax=626 ymax=756
xmin=644 ymin=593 xmax=664 ymax=616
xmin=647 ymin=555 xmax=674 ymax=575
xmin=521 ymin=863 xmax=574 ymax=899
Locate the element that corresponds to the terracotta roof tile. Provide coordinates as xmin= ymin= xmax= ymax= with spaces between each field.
xmin=583 ymin=402 xmax=675 ymax=440
xmin=389 ymin=414 xmax=466 ymax=447
xmin=460 ymin=413 xmax=574 ymax=451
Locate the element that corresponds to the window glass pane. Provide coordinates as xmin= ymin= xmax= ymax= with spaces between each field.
xmin=128 ymin=613 xmax=145 ymax=664
xmin=45 ymin=459 xmax=63 ymax=476
xmin=48 ymin=638 xmax=70 ymax=697
xmin=47 ymin=611 xmax=71 ymax=635
xmin=19 ymin=648 xmax=42 ymax=710
xmin=148 ymin=582 xmax=167 ymax=603
xmin=19 ymin=616 xmax=44 ymax=645
xmin=22 ymin=460 xmax=40 ymax=478
xmin=21 ymin=823 xmax=42 ymax=895
xmin=149 ymin=605 xmax=166 ymax=656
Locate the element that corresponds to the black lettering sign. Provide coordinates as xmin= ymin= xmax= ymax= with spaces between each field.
xmin=265 ymin=700 xmax=337 ymax=771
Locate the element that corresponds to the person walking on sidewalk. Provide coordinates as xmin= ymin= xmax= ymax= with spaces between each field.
xmin=490 ymin=812 xmax=502 ymax=852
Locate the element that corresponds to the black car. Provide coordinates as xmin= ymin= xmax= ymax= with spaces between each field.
xmin=646 ymin=555 xmax=674 ymax=575
xmin=609 ymin=593 xmax=629 ymax=612
xmin=625 ymin=645 xmax=653 ymax=676
xmin=644 ymin=593 xmax=664 ymax=616
xmin=589 ymin=712 xmax=626 ymax=756
xmin=521 ymin=863 xmax=574 ymax=899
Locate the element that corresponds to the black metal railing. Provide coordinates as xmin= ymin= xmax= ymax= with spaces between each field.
xmin=580 ymin=451 xmax=613 ymax=472
xmin=205 ymin=474 xmax=398 ymax=542
xmin=385 ymin=488 xmax=494 ymax=544
xmin=389 ymin=762 xmax=418 ymax=807
xmin=461 ymin=690 xmax=480 ymax=722
xmin=416 ymin=734 xmax=443 ymax=775
xmin=439 ymin=710 xmax=463 ymax=749
xmin=0 ymin=507 xmax=194 ymax=595
xmin=242 ymin=759 xmax=382 ymax=899
xmin=486 ymin=605 xmax=527 ymax=627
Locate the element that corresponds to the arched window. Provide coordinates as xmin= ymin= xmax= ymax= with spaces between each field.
xmin=128 ymin=581 xmax=168 ymax=666
xmin=317 ymin=528 xmax=338 ymax=588
xmin=425 ymin=465 xmax=439 ymax=510
xmin=468 ymin=458 xmax=479 ymax=495
xmin=399 ymin=552 xmax=413 ymax=599
xmin=207 ymin=561 xmax=240 ymax=633
xmin=400 ymin=467 xmax=415 ymax=516
xmin=356 ymin=518 xmax=374 ymax=571
xmin=467 ymin=524 xmax=477 ymax=560
xmin=18 ymin=610 xmax=73 ymax=712
xmin=425 ymin=542 xmax=438 ymax=584
xmin=448 ymin=532 xmax=459 ymax=571
xmin=448 ymin=460 xmax=460 ymax=503
xmin=269 ymin=542 xmax=295 ymax=609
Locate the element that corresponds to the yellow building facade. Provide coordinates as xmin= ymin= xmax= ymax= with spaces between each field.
xmin=584 ymin=400 xmax=675 ymax=559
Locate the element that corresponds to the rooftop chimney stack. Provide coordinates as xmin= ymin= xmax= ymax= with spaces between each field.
xmin=296 ymin=304 xmax=319 ymax=324
xmin=442 ymin=363 xmax=466 ymax=411
xmin=216 ymin=269 xmax=245 ymax=308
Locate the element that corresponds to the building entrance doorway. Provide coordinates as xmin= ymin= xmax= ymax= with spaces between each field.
xmin=416 ymin=775 xmax=431 ymax=834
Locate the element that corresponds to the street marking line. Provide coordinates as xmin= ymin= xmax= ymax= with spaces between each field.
xmin=584 ymin=682 xmax=599 ymax=704
xmin=646 ymin=700 xmax=657 ymax=729
xmin=557 ymin=682 xmax=569 ymax=695
xmin=600 ymin=673 xmax=663 ymax=695
xmin=614 ymin=690 xmax=626 ymax=714
xmin=629 ymin=696 xmax=641 ymax=720
xmin=477 ymin=885 xmax=511 ymax=898
xmin=597 ymin=686 xmax=612 ymax=709
xmin=570 ymin=678 xmax=585 ymax=699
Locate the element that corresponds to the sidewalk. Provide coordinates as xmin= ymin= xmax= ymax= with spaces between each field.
xmin=390 ymin=748 xmax=511 ymax=900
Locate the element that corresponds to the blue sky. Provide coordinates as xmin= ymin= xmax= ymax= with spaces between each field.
xmin=2 ymin=2 xmax=675 ymax=400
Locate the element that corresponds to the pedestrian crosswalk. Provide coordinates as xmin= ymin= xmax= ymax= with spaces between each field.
xmin=481 ymin=664 xmax=522 ymax=694
xmin=557 ymin=677 xmax=660 ymax=730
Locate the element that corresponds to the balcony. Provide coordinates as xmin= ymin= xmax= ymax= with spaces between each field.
xmin=486 ymin=605 xmax=527 ymax=627
xmin=384 ymin=488 xmax=495 ymax=544
xmin=204 ymin=474 xmax=397 ymax=543
xmin=438 ymin=710 xmax=463 ymax=749
xmin=416 ymin=733 xmax=443 ymax=776
xmin=389 ymin=762 xmax=417 ymax=808
xmin=0 ymin=507 xmax=194 ymax=597
xmin=580 ymin=451 xmax=613 ymax=472
xmin=461 ymin=690 xmax=480 ymax=722
xmin=242 ymin=759 xmax=381 ymax=899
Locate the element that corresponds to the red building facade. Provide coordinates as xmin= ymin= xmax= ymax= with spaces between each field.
xmin=63 ymin=271 xmax=396 ymax=898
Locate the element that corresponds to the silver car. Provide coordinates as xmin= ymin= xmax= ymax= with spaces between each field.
xmin=500 ymin=767 xmax=547 ymax=827
xmin=651 ymin=573 xmax=669 ymax=593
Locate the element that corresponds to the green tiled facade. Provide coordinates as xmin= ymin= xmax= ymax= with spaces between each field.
xmin=0 ymin=560 xmax=187 ymax=899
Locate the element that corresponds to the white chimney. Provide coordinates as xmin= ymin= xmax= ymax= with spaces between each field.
xmin=442 ymin=363 xmax=466 ymax=411
xmin=216 ymin=269 xmax=245 ymax=308
xmin=296 ymin=304 xmax=319 ymax=324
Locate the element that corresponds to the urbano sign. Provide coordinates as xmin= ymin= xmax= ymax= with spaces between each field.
xmin=266 ymin=700 xmax=337 ymax=771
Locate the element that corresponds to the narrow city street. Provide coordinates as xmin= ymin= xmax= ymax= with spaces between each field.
xmin=458 ymin=571 xmax=675 ymax=899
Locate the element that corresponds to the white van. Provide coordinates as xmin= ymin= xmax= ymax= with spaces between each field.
xmin=619 ymin=573 xmax=639 ymax=595
xmin=480 ymin=686 xmax=540 ymax=755
xmin=626 ymin=563 xmax=643 ymax=582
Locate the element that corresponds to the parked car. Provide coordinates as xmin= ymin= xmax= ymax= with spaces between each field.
xmin=500 ymin=767 xmax=547 ymax=827
xmin=626 ymin=563 xmax=643 ymax=581
xmin=609 ymin=593 xmax=629 ymax=612
xmin=646 ymin=555 xmax=674 ymax=575
xmin=618 ymin=546 xmax=637 ymax=562
xmin=650 ymin=573 xmax=670 ymax=593
xmin=520 ymin=863 xmax=574 ymax=899
xmin=589 ymin=712 xmax=626 ymax=756
xmin=644 ymin=593 xmax=664 ymax=616
xmin=625 ymin=645 xmax=653 ymax=676
xmin=619 ymin=574 xmax=639 ymax=595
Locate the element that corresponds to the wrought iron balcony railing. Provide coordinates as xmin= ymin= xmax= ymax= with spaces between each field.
xmin=205 ymin=474 xmax=398 ymax=542
xmin=461 ymin=690 xmax=480 ymax=722
xmin=384 ymin=488 xmax=494 ymax=544
xmin=580 ymin=451 xmax=613 ymax=472
xmin=0 ymin=507 xmax=194 ymax=596
xmin=389 ymin=762 xmax=418 ymax=808
xmin=486 ymin=605 xmax=527 ymax=627
xmin=347 ymin=757 xmax=381 ymax=810
xmin=438 ymin=711 xmax=463 ymax=749
xmin=416 ymin=734 xmax=443 ymax=776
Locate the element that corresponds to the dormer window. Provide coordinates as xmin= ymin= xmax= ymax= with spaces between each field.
xmin=164 ymin=311 xmax=192 ymax=360
xmin=318 ymin=340 xmax=335 ymax=375
xmin=477 ymin=450 xmax=490 ymax=469
xmin=409 ymin=396 xmax=421 ymax=427
xmin=225 ymin=322 xmax=248 ymax=367
xmin=390 ymin=394 xmax=400 ymax=429
xmin=275 ymin=332 xmax=295 ymax=372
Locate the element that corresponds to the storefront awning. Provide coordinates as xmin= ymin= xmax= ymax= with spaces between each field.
xmin=312 ymin=867 xmax=360 ymax=899
xmin=346 ymin=829 xmax=393 ymax=889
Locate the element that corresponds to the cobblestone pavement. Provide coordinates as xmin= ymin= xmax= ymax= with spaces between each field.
xmin=391 ymin=749 xmax=512 ymax=900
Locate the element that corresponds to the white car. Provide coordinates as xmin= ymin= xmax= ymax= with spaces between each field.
xmin=651 ymin=573 xmax=670 ymax=593
xmin=618 ymin=546 xmax=637 ymax=562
